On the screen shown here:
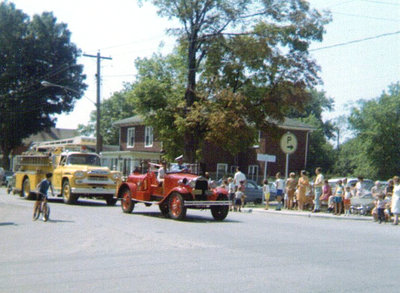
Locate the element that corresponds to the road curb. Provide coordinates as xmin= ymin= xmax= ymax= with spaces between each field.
xmin=244 ymin=208 xmax=373 ymax=222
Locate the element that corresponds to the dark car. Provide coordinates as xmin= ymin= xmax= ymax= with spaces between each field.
xmin=244 ymin=180 xmax=263 ymax=204
xmin=3 ymin=170 xmax=14 ymax=186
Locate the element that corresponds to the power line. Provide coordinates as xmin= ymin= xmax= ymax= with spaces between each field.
xmin=331 ymin=11 xmax=400 ymax=22
xmin=360 ymin=0 xmax=400 ymax=6
xmin=310 ymin=30 xmax=400 ymax=52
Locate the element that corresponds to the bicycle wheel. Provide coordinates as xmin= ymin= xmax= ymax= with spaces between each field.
xmin=43 ymin=204 xmax=50 ymax=222
xmin=33 ymin=202 xmax=40 ymax=221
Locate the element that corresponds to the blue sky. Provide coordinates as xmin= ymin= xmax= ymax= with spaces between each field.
xmin=9 ymin=0 xmax=400 ymax=129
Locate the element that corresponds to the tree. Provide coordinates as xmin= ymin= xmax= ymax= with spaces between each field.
xmin=287 ymin=89 xmax=336 ymax=173
xmin=348 ymin=82 xmax=400 ymax=179
xmin=78 ymin=85 xmax=135 ymax=145
xmin=137 ymin=0 xmax=330 ymax=162
xmin=0 ymin=2 xmax=86 ymax=169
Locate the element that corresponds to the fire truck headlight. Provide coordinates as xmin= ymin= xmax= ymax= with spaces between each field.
xmin=188 ymin=180 xmax=196 ymax=188
xmin=75 ymin=171 xmax=85 ymax=179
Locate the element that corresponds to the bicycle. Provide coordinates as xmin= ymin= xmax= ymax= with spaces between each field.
xmin=33 ymin=192 xmax=50 ymax=222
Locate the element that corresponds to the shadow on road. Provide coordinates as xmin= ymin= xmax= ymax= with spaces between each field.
xmin=47 ymin=198 xmax=116 ymax=208
xmin=0 ymin=222 xmax=18 ymax=226
xmin=46 ymin=219 xmax=75 ymax=224
xmin=128 ymin=211 xmax=239 ymax=223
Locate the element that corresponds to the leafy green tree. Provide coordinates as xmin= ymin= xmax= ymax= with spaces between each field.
xmin=286 ymin=89 xmax=336 ymax=173
xmin=332 ymin=137 xmax=364 ymax=178
xmin=0 ymin=2 xmax=86 ymax=168
xmin=78 ymin=85 xmax=135 ymax=145
xmin=300 ymin=115 xmax=335 ymax=174
xmin=136 ymin=0 xmax=331 ymax=162
xmin=347 ymin=82 xmax=400 ymax=179
xmin=128 ymin=52 xmax=187 ymax=160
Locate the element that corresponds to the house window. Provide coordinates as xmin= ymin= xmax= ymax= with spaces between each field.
xmin=216 ymin=163 xmax=228 ymax=180
xmin=145 ymin=126 xmax=153 ymax=147
xmin=230 ymin=165 xmax=239 ymax=174
xmin=127 ymin=127 xmax=135 ymax=148
xmin=253 ymin=131 xmax=261 ymax=148
xmin=248 ymin=165 xmax=259 ymax=182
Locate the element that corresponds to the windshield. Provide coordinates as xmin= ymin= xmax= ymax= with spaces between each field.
xmin=66 ymin=154 xmax=101 ymax=166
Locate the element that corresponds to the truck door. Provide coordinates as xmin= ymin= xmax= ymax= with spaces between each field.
xmin=52 ymin=155 xmax=65 ymax=194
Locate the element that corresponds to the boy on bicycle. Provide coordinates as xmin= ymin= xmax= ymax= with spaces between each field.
xmin=33 ymin=173 xmax=54 ymax=220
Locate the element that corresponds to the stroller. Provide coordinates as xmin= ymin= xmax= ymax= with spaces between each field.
xmin=350 ymin=192 xmax=374 ymax=216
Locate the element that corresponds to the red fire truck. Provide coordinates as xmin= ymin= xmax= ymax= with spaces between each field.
xmin=117 ymin=164 xmax=230 ymax=221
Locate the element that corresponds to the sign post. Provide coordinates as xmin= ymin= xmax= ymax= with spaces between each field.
xmin=257 ymin=154 xmax=276 ymax=180
xmin=280 ymin=132 xmax=298 ymax=179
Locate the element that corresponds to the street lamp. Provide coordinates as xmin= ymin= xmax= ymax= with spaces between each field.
xmin=41 ymin=80 xmax=102 ymax=154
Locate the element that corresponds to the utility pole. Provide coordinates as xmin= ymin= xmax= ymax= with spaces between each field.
xmin=83 ymin=51 xmax=112 ymax=154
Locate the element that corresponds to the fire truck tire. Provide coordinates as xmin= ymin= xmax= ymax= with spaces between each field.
xmin=121 ymin=188 xmax=135 ymax=213
xmin=62 ymin=180 xmax=78 ymax=204
xmin=168 ymin=192 xmax=186 ymax=220
xmin=211 ymin=194 xmax=229 ymax=221
xmin=159 ymin=203 xmax=169 ymax=217
xmin=21 ymin=178 xmax=35 ymax=200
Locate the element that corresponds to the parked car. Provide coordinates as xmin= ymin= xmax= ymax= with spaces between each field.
xmin=328 ymin=178 xmax=375 ymax=214
xmin=0 ymin=167 xmax=4 ymax=185
xmin=3 ymin=170 xmax=14 ymax=186
xmin=244 ymin=180 xmax=263 ymax=204
xmin=328 ymin=178 xmax=374 ymax=191
xmin=218 ymin=179 xmax=276 ymax=204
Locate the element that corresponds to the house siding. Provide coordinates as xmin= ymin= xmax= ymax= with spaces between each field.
xmin=112 ymin=117 xmax=313 ymax=182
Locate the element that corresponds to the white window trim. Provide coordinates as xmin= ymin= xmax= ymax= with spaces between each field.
xmin=127 ymin=127 xmax=135 ymax=148
xmin=253 ymin=131 xmax=261 ymax=148
xmin=216 ymin=163 xmax=228 ymax=179
xmin=248 ymin=165 xmax=259 ymax=181
xmin=145 ymin=126 xmax=153 ymax=148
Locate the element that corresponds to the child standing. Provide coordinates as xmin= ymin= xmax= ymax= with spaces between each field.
xmin=343 ymin=186 xmax=352 ymax=216
xmin=275 ymin=172 xmax=285 ymax=211
xmin=334 ymin=180 xmax=344 ymax=215
xmin=376 ymin=193 xmax=387 ymax=224
xmin=228 ymin=177 xmax=235 ymax=211
xmin=234 ymin=180 xmax=245 ymax=212
xmin=263 ymin=179 xmax=270 ymax=210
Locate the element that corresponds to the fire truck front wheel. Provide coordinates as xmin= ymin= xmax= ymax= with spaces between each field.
xmin=62 ymin=180 xmax=78 ymax=204
xmin=121 ymin=188 xmax=135 ymax=213
xmin=168 ymin=192 xmax=187 ymax=220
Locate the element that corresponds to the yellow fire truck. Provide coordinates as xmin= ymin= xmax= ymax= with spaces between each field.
xmin=14 ymin=137 xmax=121 ymax=205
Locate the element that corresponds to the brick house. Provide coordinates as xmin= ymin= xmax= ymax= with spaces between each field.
xmin=102 ymin=115 xmax=315 ymax=183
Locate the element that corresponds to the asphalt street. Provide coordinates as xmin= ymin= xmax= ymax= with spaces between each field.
xmin=1 ymin=187 xmax=399 ymax=293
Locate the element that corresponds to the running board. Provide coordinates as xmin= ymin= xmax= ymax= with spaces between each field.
xmin=183 ymin=200 xmax=231 ymax=207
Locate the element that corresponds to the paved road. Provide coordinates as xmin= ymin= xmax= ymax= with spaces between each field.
xmin=1 ymin=187 xmax=399 ymax=293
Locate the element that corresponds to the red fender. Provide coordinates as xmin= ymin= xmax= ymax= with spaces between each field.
xmin=168 ymin=186 xmax=191 ymax=196
xmin=118 ymin=182 xmax=137 ymax=198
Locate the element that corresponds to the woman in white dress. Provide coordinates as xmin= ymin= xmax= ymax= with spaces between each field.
xmin=391 ymin=176 xmax=400 ymax=225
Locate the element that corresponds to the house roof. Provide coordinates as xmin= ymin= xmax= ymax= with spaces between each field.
xmin=279 ymin=118 xmax=316 ymax=131
xmin=113 ymin=116 xmax=144 ymax=127
xmin=23 ymin=128 xmax=79 ymax=146
xmin=113 ymin=115 xmax=316 ymax=131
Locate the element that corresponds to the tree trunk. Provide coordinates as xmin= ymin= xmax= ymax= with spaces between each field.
xmin=183 ymin=35 xmax=199 ymax=163
xmin=1 ymin=145 xmax=11 ymax=170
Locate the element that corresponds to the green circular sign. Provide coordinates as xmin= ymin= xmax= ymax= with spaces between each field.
xmin=280 ymin=132 xmax=298 ymax=154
